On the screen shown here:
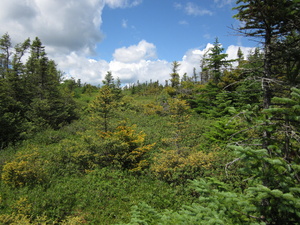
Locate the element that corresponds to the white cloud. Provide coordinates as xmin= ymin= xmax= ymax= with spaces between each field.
xmin=179 ymin=44 xmax=213 ymax=77
xmin=0 ymin=0 xmax=105 ymax=55
xmin=0 ymin=0 xmax=143 ymax=55
xmin=104 ymin=0 xmax=142 ymax=8
xmin=226 ymin=45 xmax=254 ymax=61
xmin=174 ymin=2 xmax=212 ymax=16
xmin=113 ymin=40 xmax=157 ymax=63
xmin=185 ymin=2 xmax=213 ymax=16
xmin=108 ymin=59 xmax=171 ymax=84
xmin=58 ymin=41 xmax=167 ymax=85
xmin=57 ymin=41 xmax=255 ymax=86
xmin=0 ymin=0 xmax=144 ymax=85
xmin=57 ymin=52 xmax=110 ymax=85
xmin=214 ymin=0 xmax=235 ymax=8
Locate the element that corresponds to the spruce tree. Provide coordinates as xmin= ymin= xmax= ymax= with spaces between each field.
xmin=0 ymin=34 xmax=29 ymax=147
xmin=24 ymin=37 xmax=76 ymax=129
xmin=234 ymin=0 xmax=299 ymax=109
xmin=90 ymin=73 xmax=123 ymax=132
xmin=170 ymin=61 xmax=180 ymax=88
xmin=203 ymin=38 xmax=232 ymax=84
xmin=0 ymin=33 xmax=12 ymax=78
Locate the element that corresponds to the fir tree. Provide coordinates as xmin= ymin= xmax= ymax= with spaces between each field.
xmin=170 ymin=61 xmax=180 ymax=88
xmin=203 ymin=38 xmax=232 ymax=84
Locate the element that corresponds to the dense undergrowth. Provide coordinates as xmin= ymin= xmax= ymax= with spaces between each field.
xmin=1 ymin=82 xmax=299 ymax=224
xmin=0 ymin=90 xmax=223 ymax=224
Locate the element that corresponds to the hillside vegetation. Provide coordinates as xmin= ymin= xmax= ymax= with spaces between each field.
xmin=0 ymin=1 xmax=300 ymax=224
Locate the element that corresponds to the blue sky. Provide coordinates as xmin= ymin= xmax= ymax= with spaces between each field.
xmin=0 ymin=0 xmax=256 ymax=85
xmin=99 ymin=0 xmax=251 ymax=61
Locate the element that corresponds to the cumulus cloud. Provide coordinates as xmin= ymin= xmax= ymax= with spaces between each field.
xmin=226 ymin=45 xmax=254 ymax=60
xmin=57 ymin=40 xmax=168 ymax=85
xmin=113 ymin=40 xmax=157 ymax=63
xmin=57 ymin=52 xmax=110 ymax=85
xmin=107 ymin=59 xmax=171 ymax=84
xmin=59 ymin=52 xmax=170 ymax=85
xmin=179 ymin=44 xmax=213 ymax=76
xmin=0 ymin=0 xmax=142 ymax=55
xmin=0 ymin=0 xmax=106 ymax=55
xmin=59 ymin=42 xmax=256 ymax=86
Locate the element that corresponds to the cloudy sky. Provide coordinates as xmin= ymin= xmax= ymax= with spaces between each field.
xmin=0 ymin=0 xmax=256 ymax=85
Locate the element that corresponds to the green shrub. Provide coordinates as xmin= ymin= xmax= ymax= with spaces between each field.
xmin=151 ymin=148 xmax=215 ymax=184
xmin=1 ymin=149 xmax=48 ymax=188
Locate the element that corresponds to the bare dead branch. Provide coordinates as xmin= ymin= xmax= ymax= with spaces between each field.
xmin=225 ymin=158 xmax=241 ymax=177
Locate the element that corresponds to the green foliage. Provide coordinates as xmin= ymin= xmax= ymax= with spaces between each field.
xmin=86 ymin=124 xmax=155 ymax=172
xmin=229 ymin=145 xmax=300 ymax=224
xmin=151 ymin=149 xmax=215 ymax=184
xmin=89 ymin=85 xmax=122 ymax=132
xmin=28 ymin=96 xmax=77 ymax=129
xmin=223 ymin=88 xmax=300 ymax=224
xmin=170 ymin=61 xmax=180 ymax=88
xmin=1 ymin=167 xmax=193 ymax=224
xmin=1 ymin=149 xmax=48 ymax=188
xmin=121 ymin=178 xmax=265 ymax=225
xmin=201 ymin=38 xmax=233 ymax=84
xmin=263 ymin=92 xmax=300 ymax=161
xmin=0 ymin=34 xmax=77 ymax=147
xmin=165 ymin=98 xmax=191 ymax=149
xmin=0 ymin=79 xmax=27 ymax=148
xmin=191 ymin=82 xmax=220 ymax=116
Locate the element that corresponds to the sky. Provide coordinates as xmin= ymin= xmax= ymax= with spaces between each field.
xmin=0 ymin=0 xmax=257 ymax=85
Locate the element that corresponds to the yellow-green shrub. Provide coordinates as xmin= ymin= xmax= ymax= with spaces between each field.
xmin=0 ymin=213 xmax=32 ymax=225
xmin=143 ymin=103 xmax=164 ymax=115
xmin=151 ymin=149 xmax=215 ymax=184
xmin=0 ymin=197 xmax=49 ymax=224
xmin=96 ymin=124 xmax=155 ymax=172
xmin=51 ymin=139 xmax=97 ymax=175
xmin=1 ymin=149 xmax=48 ymax=188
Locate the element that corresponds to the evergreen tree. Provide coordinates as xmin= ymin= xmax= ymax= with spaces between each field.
xmin=272 ymin=31 xmax=300 ymax=85
xmin=22 ymin=37 xmax=77 ymax=129
xmin=0 ymin=33 xmax=12 ymax=78
xmin=203 ymin=38 xmax=232 ymax=84
xmin=89 ymin=86 xmax=119 ymax=132
xmin=102 ymin=71 xmax=122 ymax=99
xmin=227 ymin=88 xmax=300 ymax=224
xmin=90 ymin=72 xmax=123 ymax=132
xmin=0 ymin=34 xmax=30 ymax=147
xmin=234 ymin=0 xmax=300 ymax=109
xmin=237 ymin=47 xmax=244 ymax=66
xmin=192 ymin=67 xmax=198 ymax=83
xmin=0 ymin=78 xmax=27 ymax=148
xmin=170 ymin=61 xmax=180 ymax=88
xmin=200 ymin=50 xmax=210 ymax=84
xmin=102 ymin=71 xmax=114 ymax=87
xmin=9 ymin=38 xmax=31 ymax=101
